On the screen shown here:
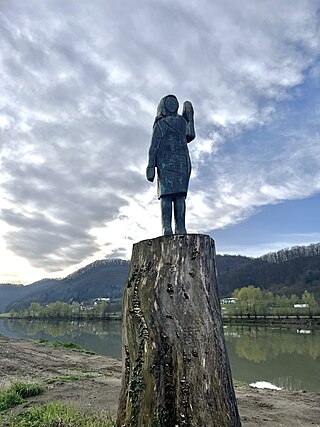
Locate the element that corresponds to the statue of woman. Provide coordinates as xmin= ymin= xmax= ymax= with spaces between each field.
xmin=146 ymin=94 xmax=195 ymax=235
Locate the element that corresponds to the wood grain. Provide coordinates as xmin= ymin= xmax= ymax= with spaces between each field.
xmin=117 ymin=234 xmax=241 ymax=427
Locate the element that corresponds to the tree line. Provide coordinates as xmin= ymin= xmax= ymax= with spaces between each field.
xmin=11 ymin=286 xmax=320 ymax=320
xmin=11 ymin=300 xmax=122 ymax=320
xmin=223 ymin=285 xmax=319 ymax=317
xmin=260 ymin=242 xmax=320 ymax=264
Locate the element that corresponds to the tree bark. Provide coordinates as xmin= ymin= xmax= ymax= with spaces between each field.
xmin=117 ymin=234 xmax=241 ymax=427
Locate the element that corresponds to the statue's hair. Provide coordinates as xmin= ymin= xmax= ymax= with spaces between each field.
xmin=154 ymin=94 xmax=179 ymax=125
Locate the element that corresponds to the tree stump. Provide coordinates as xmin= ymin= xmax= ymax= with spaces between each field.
xmin=117 ymin=234 xmax=241 ymax=427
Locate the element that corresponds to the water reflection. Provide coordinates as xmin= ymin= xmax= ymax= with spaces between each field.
xmin=0 ymin=318 xmax=122 ymax=359
xmin=224 ymin=325 xmax=320 ymax=392
xmin=1 ymin=320 xmax=319 ymax=392
xmin=224 ymin=325 xmax=320 ymax=362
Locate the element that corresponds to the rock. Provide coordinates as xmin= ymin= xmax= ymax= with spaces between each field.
xmin=117 ymin=234 xmax=241 ymax=427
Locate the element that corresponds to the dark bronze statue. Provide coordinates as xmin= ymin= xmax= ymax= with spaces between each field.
xmin=146 ymin=94 xmax=195 ymax=235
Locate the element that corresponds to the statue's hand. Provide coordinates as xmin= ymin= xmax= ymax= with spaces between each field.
xmin=146 ymin=166 xmax=155 ymax=182
xmin=182 ymin=101 xmax=194 ymax=122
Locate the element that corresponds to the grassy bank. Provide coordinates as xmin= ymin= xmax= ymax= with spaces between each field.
xmin=1 ymin=334 xmax=320 ymax=427
xmin=1 ymin=400 xmax=115 ymax=427
xmin=38 ymin=339 xmax=95 ymax=354
xmin=0 ymin=381 xmax=47 ymax=425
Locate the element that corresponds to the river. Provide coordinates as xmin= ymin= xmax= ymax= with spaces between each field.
xmin=1 ymin=319 xmax=319 ymax=392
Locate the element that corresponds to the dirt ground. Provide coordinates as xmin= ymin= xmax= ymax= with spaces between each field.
xmin=1 ymin=334 xmax=320 ymax=427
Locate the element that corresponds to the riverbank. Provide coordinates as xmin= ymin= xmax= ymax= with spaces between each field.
xmin=1 ymin=335 xmax=320 ymax=426
xmin=2 ymin=312 xmax=320 ymax=328
xmin=223 ymin=314 xmax=320 ymax=327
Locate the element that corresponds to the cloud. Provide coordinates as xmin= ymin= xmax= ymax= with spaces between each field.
xmin=0 ymin=0 xmax=320 ymax=278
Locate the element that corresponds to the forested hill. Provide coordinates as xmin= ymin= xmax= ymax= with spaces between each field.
xmin=218 ymin=243 xmax=320 ymax=297
xmin=259 ymin=243 xmax=320 ymax=264
xmin=1 ymin=243 xmax=319 ymax=312
xmin=0 ymin=280 xmax=60 ymax=313
xmin=2 ymin=259 xmax=130 ymax=313
xmin=215 ymin=254 xmax=253 ymax=274
xmin=1 ymin=256 xmax=252 ymax=312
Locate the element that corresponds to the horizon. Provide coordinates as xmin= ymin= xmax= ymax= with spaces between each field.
xmin=1 ymin=1 xmax=320 ymax=284
xmin=2 ymin=239 xmax=319 ymax=286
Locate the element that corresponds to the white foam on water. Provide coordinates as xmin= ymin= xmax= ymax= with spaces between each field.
xmin=249 ymin=381 xmax=282 ymax=390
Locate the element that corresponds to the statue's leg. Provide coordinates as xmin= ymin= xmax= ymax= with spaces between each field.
xmin=161 ymin=196 xmax=173 ymax=236
xmin=174 ymin=194 xmax=187 ymax=235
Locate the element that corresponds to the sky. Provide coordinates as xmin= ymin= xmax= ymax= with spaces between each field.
xmin=0 ymin=0 xmax=320 ymax=284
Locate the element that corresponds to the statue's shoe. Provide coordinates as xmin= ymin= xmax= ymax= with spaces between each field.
xmin=175 ymin=228 xmax=187 ymax=235
xmin=163 ymin=227 xmax=173 ymax=236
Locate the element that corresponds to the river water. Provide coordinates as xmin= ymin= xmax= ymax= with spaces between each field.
xmin=1 ymin=319 xmax=319 ymax=392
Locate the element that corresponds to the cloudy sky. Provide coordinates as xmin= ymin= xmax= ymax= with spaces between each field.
xmin=1 ymin=0 xmax=320 ymax=284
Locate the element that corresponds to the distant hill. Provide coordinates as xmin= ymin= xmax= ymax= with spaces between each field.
xmin=0 ymin=280 xmax=59 ymax=313
xmin=1 ymin=243 xmax=320 ymax=312
xmin=0 ymin=284 xmax=24 ymax=312
xmin=218 ymin=243 xmax=320 ymax=298
xmin=1 ymin=256 xmax=250 ymax=313
xmin=215 ymin=254 xmax=253 ymax=274
xmin=3 ymin=259 xmax=130 ymax=313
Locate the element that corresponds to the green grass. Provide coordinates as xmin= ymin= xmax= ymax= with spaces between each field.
xmin=11 ymin=382 xmax=46 ymax=398
xmin=0 ymin=382 xmax=45 ymax=411
xmin=0 ymin=390 xmax=24 ymax=411
xmin=5 ymin=401 xmax=115 ymax=427
xmin=38 ymin=339 xmax=95 ymax=354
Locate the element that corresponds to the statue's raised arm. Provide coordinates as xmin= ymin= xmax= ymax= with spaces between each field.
xmin=146 ymin=94 xmax=196 ymax=236
xmin=182 ymin=101 xmax=195 ymax=143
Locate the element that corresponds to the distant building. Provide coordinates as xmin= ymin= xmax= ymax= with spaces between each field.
xmin=80 ymin=301 xmax=93 ymax=310
xmin=93 ymin=298 xmax=110 ymax=305
xmin=221 ymin=298 xmax=237 ymax=304
xmin=293 ymin=304 xmax=309 ymax=308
